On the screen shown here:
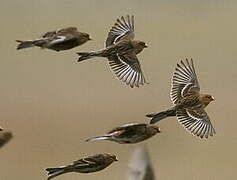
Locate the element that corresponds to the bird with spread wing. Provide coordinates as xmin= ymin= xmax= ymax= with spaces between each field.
xmin=146 ymin=59 xmax=216 ymax=138
xmin=77 ymin=15 xmax=148 ymax=88
xmin=16 ymin=27 xmax=91 ymax=51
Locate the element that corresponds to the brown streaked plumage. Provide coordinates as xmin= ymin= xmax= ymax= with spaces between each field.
xmin=16 ymin=27 xmax=91 ymax=51
xmin=0 ymin=130 xmax=13 ymax=148
xmin=146 ymin=59 xmax=215 ymax=139
xmin=77 ymin=15 xmax=148 ymax=88
xmin=46 ymin=153 xmax=118 ymax=180
xmin=85 ymin=123 xmax=161 ymax=144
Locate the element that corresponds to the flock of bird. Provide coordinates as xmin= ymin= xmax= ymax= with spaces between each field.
xmin=0 ymin=15 xmax=216 ymax=180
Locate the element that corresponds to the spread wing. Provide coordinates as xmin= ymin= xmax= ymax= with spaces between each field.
xmin=176 ymin=109 xmax=216 ymax=138
xmin=108 ymin=53 xmax=147 ymax=88
xmin=106 ymin=15 xmax=135 ymax=47
xmin=171 ymin=58 xmax=200 ymax=105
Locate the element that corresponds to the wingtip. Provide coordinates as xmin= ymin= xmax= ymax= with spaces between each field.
xmin=126 ymin=14 xmax=134 ymax=19
xmin=182 ymin=58 xmax=194 ymax=65
xmin=185 ymin=58 xmax=192 ymax=61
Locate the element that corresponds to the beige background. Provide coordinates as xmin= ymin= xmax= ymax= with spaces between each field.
xmin=0 ymin=0 xmax=236 ymax=180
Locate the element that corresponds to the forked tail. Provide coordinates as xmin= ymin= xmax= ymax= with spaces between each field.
xmin=16 ymin=40 xmax=36 ymax=50
xmin=16 ymin=39 xmax=46 ymax=50
xmin=77 ymin=50 xmax=104 ymax=62
xmin=46 ymin=167 xmax=68 ymax=180
xmin=146 ymin=109 xmax=176 ymax=124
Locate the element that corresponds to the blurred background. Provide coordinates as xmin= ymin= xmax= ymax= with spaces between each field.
xmin=0 ymin=0 xmax=236 ymax=179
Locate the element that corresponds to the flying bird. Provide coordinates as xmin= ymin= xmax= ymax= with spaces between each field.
xmin=85 ymin=123 xmax=160 ymax=144
xmin=16 ymin=27 xmax=91 ymax=51
xmin=146 ymin=59 xmax=216 ymax=138
xmin=77 ymin=15 xmax=148 ymax=88
xmin=0 ymin=130 xmax=13 ymax=148
xmin=46 ymin=153 xmax=118 ymax=180
xmin=128 ymin=146 xmax=155 ymax=180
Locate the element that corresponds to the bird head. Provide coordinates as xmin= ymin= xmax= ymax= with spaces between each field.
xmin=202 ymin=94 xmax=215 ymax=106
xmin=2 ymin=131 xmax=13 ymax=140
xmin=138 ymin=41 xmax=148 ymax=48
xmin=134 ymin=41 xmax=148 ymax=54
xmin=0 ymin=130 xmax=13 ymax=147
xmin=106 ymin=153 xmax=118 ymax=162
xmin=82 ymin=33 xmax=92 ymax=41
xmin=149 ymin=125 xmax=161 ymax=135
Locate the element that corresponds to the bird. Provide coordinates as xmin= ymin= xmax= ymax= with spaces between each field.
xmin=77 ymin=15 xmax=148 ymax=88
xmin=16 ymin=27 xmax=91 ymax=51
xmin=85 ymin=123 xmax=161 ymax=144
xmin=0 ymin=130 xmax=13 ymax=148
xmin=46 ymin=153 xmax=118 ymax=180
xmin=146 ymin=58 xmax=216 ymax=138
xmin=128 ymin=146 xmax=155 ymax=180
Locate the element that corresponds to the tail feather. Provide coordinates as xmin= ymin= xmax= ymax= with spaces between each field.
xmin=16 ymin=39 xmax=46 ymax=50
xmin=16 ymin=40 xmax=35 ymax=50
xmin=77 ymin=50 xmax=104 ymax=62
xmin=46 ymin=167 xmax=68 ymax=180
xmin=147 ymin=109 xmax=176 ymax=124
xmin=85 ymin=135 xmax=110 ymax=142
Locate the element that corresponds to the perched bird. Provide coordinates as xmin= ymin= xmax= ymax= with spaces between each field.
xmin=46 ymin=153 xmax=118 ymax=180
xmin=16 ymin=27 xmax=91 ymax=51
xmin=146 ymin=59 xmax=215 ymax=138
xmin=0 ymin=130 xmax=13 ymax=148
xmin=77 ymin=15 xmax=148 ymax=88
xmin=128 ymin=146 xmax=155 ymax=180
xmin=85 ymin=123 xmax=161 ymax=144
